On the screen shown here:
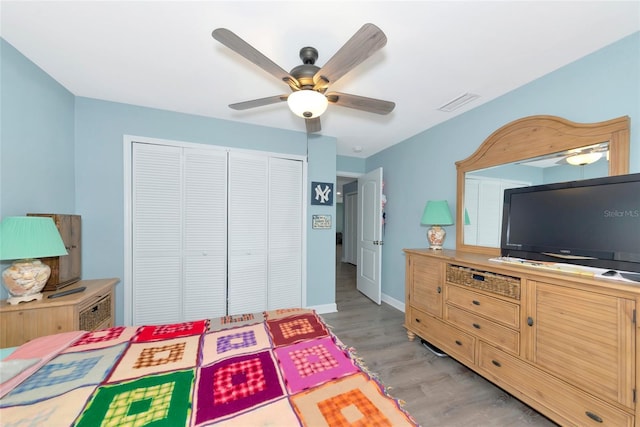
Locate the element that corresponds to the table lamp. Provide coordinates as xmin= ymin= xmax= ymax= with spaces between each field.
xmin=421 ymin=200 xmax=454 ymax=250
xmin=0 ymin=216 xmax=68 ymax=305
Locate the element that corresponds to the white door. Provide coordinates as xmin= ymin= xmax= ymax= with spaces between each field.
xmin=132 ymin=144 xmax=228 ymax=325
xmin=357 ymin=167 xmax=383 ymax=304
xmin=227 ymin=152 xmax=269 ymax=315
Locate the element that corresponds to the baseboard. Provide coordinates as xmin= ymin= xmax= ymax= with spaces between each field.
xmin=308 ymin=303 xmax=338 ymax=314
xmin=382 ymin=293 xmax=405 ymax=312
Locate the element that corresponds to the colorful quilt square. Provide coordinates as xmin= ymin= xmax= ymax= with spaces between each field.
xmin=194 ymin=351 xmax=284 ymax=425
xmin=274 ymin=337 xmax=358 ymax=393
xmin=201 ymin=323 xmax=271 ymax=365
xmin=265 ymin=308 xmax=315 ymax=320
xmin=75 ymin=370 xmax=194 ymax=427
xmin=291 ymin=373 xmax=416 ymax=427
xmin=65 ymin=326 xmax=140 ymax=352
xmin=107 ymin=335 xmax=200 ymax=383
xmin=0 ymin=386 xmax=96 ymax=427
xmin=207 ymin=397 xmax=301 ymax=426
xmin=267 ymin=313 xmax=329 ymax=347
xmin=134 ymin=319 xmax=208 ymax=342
xmin=0 ymin=343 xmax=127 ymax=407
xmin=208 ymin=312 xmax=265 ymax=331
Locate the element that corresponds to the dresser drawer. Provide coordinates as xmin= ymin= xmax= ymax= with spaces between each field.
xmin=79 ymin=293 xmax=112 ymax=331
xmin=446 ymin=284 xmax=519 ymax=328
xmin=445 ymin=305 xmax=519 ymax=355
xmin=408 ymin=306 xmax=475 ymax=365
xmin=478 ymin=342 xmax=634 ymax=427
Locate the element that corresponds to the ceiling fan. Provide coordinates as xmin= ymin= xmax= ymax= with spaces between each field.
xmin=211 ymin=23 xmax=395 ymax=133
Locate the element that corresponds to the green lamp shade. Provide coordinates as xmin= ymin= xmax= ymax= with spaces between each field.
xmin=464 ymin=208 xmax=471 ymax=226
xmin=421 ymin=200 xmax=454 ymax=226
xmin=0 ymin=216 xmax=68 ymax=260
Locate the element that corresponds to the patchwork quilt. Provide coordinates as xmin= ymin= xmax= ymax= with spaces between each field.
xmin=0 ymin=308 xmax=418 ymax=426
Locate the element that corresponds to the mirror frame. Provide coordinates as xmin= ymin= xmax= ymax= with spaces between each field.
xmin=456 ymin=115 xmax=630 ymax=256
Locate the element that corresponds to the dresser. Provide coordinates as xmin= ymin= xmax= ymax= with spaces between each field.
xmin=0 ymin=278 xmax=118 ymax=348
xmin=404 ymin=249 xmax=639 ymax=427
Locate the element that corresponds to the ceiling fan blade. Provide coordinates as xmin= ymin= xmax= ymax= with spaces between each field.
xmin=212 ymin=28 xmax=298 ymax=88
xmin=313 ymin=23 xmax=387 ymax=90
xmin=306 ymin=117 xmax=321 ymax=133
xmin=229 ymin=95 xmax=288 ymax=111
xmin=326 ymin=92 xmax=395 ymax=115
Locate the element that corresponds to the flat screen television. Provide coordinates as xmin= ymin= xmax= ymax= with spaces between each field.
xmin=500 ymin=172 xmax=640 ymax=273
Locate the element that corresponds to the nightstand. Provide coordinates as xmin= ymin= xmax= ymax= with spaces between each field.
xmin=0 ymin=278 xmax=118 ymax=348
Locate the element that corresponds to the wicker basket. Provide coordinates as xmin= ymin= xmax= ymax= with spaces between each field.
xmin=79 ymin=294 xmax=112 ymax=330
xmin=446 ymin=264 xmax=521 ymax=300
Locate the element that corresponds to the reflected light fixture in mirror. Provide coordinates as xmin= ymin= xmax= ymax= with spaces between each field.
xmin=566 ymin=151 xmax=603 ymax=166
xmin=287 ymin=90 xmax=328 ymax=118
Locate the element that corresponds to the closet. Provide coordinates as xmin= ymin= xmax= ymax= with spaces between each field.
xmin=130 ymin=141 xmax=303 ymax=325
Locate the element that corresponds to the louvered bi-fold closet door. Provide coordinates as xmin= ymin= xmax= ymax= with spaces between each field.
xmin=227 ymin=153 xmax=269 ymax=315
xmin=132 ymin=143 xmax=227 ymax=325
xmin=183 ymin=149 xmax=228 ymax=320
xmin=227 ymin=154 xmax=303 ymax=315
xmin=268 ymin=157 xmax=303 ymax=310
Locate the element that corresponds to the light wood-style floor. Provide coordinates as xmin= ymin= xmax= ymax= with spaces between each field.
xmin=321 ymin=245 xmax=558 ymax=427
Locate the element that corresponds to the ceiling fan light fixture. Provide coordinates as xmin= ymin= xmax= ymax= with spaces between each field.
xmin=287 ymin=90 xmax=328 ymax=118
xmin=566 ymin=152 xmax=602 ymax=166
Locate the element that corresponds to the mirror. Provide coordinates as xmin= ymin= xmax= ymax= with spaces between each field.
xmin=456 ymin=115 xmax=630 ymax=256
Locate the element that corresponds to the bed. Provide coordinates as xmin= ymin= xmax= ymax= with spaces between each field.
xmin=0 ymin=308 xmax=418 ymax=426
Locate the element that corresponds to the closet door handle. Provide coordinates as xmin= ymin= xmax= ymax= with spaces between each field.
xmin=437 ymin=286 xmax=442 ymax=294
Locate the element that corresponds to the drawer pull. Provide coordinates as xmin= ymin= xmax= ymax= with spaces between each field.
xmin=472 ymin=323 xmax=481 ymax=329
xmin=455 ymin=340 xmax=462 ymax=346
xmin=491 ymin=360 xmax=501 ymax=367
xmin=472 ymin=300 xmax=480 ymax=305
xmin=585 ymin=411 xmax=603 ymax=423
xmin=415 ymin=318 xmax=421 ymax=323
xmin=472 ymin=273 xmax=485 ymax=282
xmin=527 ymin=316 xmax=534 ymax=327
xmin=437 ymin=286 xmax=442 ymax=294
xmin=92 ymin=306 xmax=98 ymax=312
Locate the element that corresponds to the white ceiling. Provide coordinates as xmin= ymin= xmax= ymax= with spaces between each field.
xmin=1 ymin=1 xmax=638 ymax=159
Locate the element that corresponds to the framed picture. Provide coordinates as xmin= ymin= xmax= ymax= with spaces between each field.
xmin=312 ymin=214 xmax=332 ymax=229
xmin=311 ymin=182 xmax=334 ymax=206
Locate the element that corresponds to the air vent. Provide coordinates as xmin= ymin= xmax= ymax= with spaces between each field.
xmin=438 ymin=93 xmax=480 ymax=112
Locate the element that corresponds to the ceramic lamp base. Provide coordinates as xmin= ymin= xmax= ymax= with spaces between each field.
xmin=2 ymin=259 xmax=51 ymax=304
xmin=6 ymin=293 xmax=44 ymax=305
xmin=427 ymin=225 xmax=446 ymax=250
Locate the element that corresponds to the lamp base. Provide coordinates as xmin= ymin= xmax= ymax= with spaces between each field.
xmin=2 ymin=259 xmax=51 ymax=304
xmin=6 ymin=293 xmax=44 ymax=305
xmin=427 ymin=225 xmax=446 ymax=250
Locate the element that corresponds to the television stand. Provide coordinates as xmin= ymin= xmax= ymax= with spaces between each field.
xmin=404 ymin=248 xmax=638 ymax=426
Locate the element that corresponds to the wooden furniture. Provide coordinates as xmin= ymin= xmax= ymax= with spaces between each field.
xmin=455 ymin=115 xmax=630 ymax=255
xmin=0 ymin=278 xmax=117 ymax=348
xmin=404 ymin=249 xmax=638 ymax=427
xmin=27 ymin=213 xmax=82 ymax=291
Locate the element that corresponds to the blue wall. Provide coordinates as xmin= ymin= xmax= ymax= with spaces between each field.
xmin=1 ymin=38 xmax=338 ymax=322
xmin=0 ymin=39 xmax=75 ymax=216
xmin=367 ymin=32 xmax=640 ymax=303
